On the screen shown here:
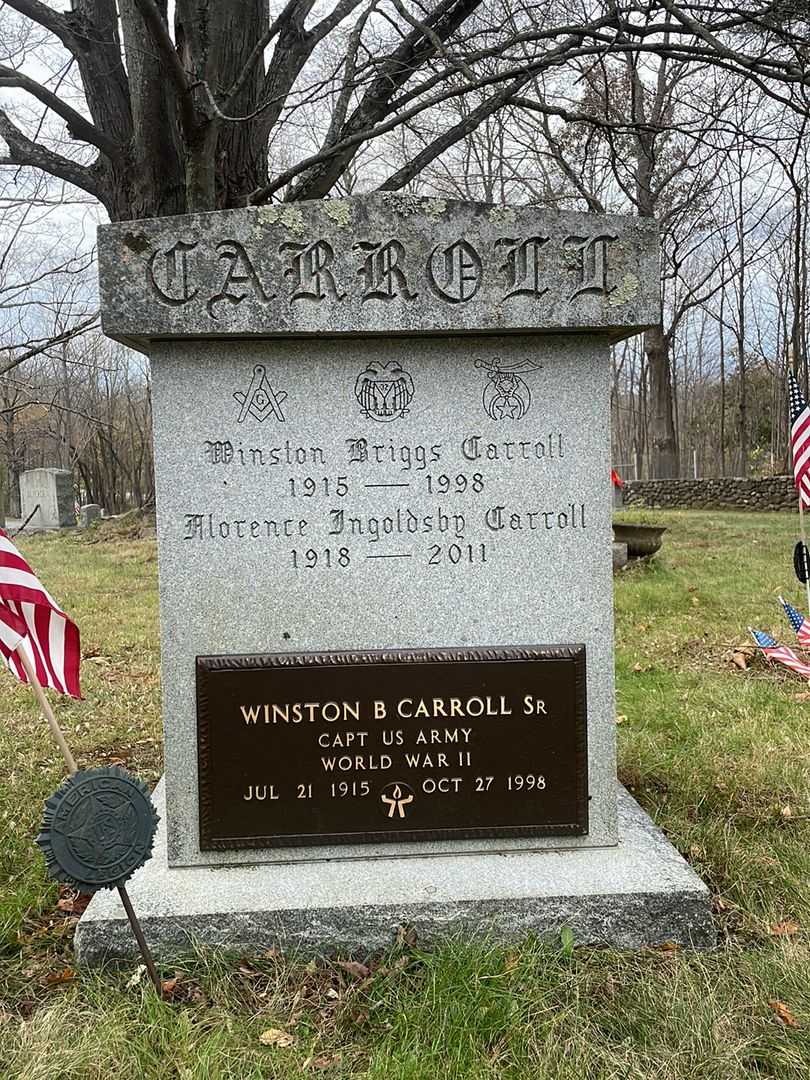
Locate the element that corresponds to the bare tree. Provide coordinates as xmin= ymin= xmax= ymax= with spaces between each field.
xmin=0 ymin=2 xmax=807 ymax=221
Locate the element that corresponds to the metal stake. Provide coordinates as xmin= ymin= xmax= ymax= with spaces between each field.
xmin=118 ymin=885 xmax=163 ymax=997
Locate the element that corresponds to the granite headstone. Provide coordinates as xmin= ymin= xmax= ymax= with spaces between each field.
xmin=19 ymin=468 xmax=74 ymax=529
xmin=79 ymin=503 xmax=103 ymax=528
xmin=77 ymin=196 xmax=712 ymax=959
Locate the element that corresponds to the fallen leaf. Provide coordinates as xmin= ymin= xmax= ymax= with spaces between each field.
xmin=768 ymin=1000 xmax=799 ymax=1027
xmin=615 ymin=714 xmax=628 ymax=724
xmin=304 ymin=1053 xmax=342 ymax=1070
xmin=396 ymin=925 xmax=417 ymax=948
xmin=731 ymin=652 xmax=748 ymax=670
xmin=338 ymin=960 xmax=370 ymax=980
xmin=632 ymin=662 xmax=643 ymax=672
xmin=781 ymin=805 xmax=793 ymax=819
xmin=377 ymin=954 xmax=410 ymax=976
xmin=656 ymin=942 xmax=681 ymax=953
xmin=770 ymin=920 xmax=800 ymax=937
xmin=503 ymin=951 xmax=520 ymax=973
xmin=259 ymin=1028 xmax=295 ymax=1048
xmin=44 ymin=967 xmax=76 ymax=985
xmin=160 ymin=975 xmax=181 ymax=998
xmin=126 ymin=965 xmax=147 ymax=989
xmin=55 ymin=885 xmax=92 ymax=917
xmin=793 ymin=691 xmax=810 ymax=702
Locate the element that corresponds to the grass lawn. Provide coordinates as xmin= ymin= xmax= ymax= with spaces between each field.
xmin=1 ymin=510 xmax=809 ymax=1079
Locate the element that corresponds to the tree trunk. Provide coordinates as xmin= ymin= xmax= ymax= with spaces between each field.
xmin=645 ymin=325 xmax=679 ymax=478
xmin=736 ymin=159 xmax=748 ymax=476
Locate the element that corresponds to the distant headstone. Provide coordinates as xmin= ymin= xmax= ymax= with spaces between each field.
xmin=79 ymin=503 xmax=103 ymax=529
xmin=77 ymin=196 xmax=712 ymax=961
xmin=19 ymin=468 xmax=74 ymax=529
xmin=612 ymin=542 xmax=629 ymax=571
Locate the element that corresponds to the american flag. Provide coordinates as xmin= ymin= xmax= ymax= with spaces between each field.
xmin=788 ymin=371 xmax=810 ymax=507
xmin=0 ymin=529 xmax=81 ymax=698
xmin=778 ymin=596 xmax=810 ymax=645
xmin=749 ymin=627 xmax=810 ymax=681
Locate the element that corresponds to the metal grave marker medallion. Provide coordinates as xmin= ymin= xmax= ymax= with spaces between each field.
xmin=197 ymin=645 xmax=587 ymax=849
xmin=36 ymin=767 xmax=160 ymax=892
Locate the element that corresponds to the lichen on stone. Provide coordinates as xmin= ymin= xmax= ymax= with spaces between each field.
xmin=257 ymin=205 xmax=305 ymax=234
xmin=424 ymin=198 xmax=447 ymax=218
xmin=380 ymin=192 xmax=423 ymax=216
xmin=609 ymin=273 xmax=640 ymax=306
xmin=323 ymin=201 xmax=352 ymax=227
xmin=488 ymin=206 xmax=516 ymax=227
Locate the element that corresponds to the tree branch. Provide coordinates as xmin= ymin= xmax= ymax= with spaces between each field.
xmin=1 ymin=0 xmax=70 ymax=44
xmin=131 ymin=0 xmax=198 ymax=139
xmin=222 ymin=0 xmax=302 ymax=108
xmin=0 ymin=315 xmax=99 ymax=377
xmin=0 ymin=111 xmax=100 ymax=198
xmin=0 ymin=66 xmax=121 ymax=160
xmin=282 ymin=0 xmax=485 ymax=201
xmin=310 ymin=0 xmax=369 ymax=45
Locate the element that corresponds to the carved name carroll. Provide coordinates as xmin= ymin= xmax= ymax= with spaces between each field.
xmin=100 ymin=198 xmax=658 ymax=342
xmin=147 ymin=232 xmax=617 ymax=315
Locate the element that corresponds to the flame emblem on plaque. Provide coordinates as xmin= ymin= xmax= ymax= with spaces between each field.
xmin=475 ymin=357 xmax=540 ymax=421
xmin=354 ymin=360 xmax=414 ymax=422
xmin=234 ymin=364 xmax=287 ymax=423
xmin=381 ymin=781 xmax=415 ymax=819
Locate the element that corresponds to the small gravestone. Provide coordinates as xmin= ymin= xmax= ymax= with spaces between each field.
xmin=612 ymin=542 xmax=629 ymax=572
xmin=77 ymin=196 xmax=712 ymax=960
xmin=19 ymin=468 xmax=74 ymax=529
xmin=79 ymin=503 xmax=103 ymax=529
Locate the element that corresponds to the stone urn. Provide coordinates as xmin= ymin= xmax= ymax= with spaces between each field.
xmin=612 ymin=522 xmax=667 ymax=558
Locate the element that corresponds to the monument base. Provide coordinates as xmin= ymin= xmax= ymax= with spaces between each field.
xmin=75 ymin=782 xmax=713 ymax=962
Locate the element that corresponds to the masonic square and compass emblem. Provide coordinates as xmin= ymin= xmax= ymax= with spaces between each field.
xmin=234 ymin=363 xmax=288 ymax=422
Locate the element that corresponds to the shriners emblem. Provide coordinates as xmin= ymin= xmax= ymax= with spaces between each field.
xmin=475 ymin=357 xmax=540 ymax=420
xmin=354 ymin=360 xmax=414 ymax=422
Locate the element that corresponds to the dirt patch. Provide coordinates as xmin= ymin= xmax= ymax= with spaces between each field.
xmin=80 ymin=509 xmax=156 ymax=543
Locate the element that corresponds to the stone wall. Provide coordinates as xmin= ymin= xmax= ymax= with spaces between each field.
xmin=623 ymin=475 xmax=797 ymax=511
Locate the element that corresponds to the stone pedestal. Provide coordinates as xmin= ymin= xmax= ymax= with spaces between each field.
xmin=19 ymin=468 xmax=74 ymax=529
xmin=80 ymin=196 xmax=712 ymax=961
xmin=76 ymin=781 xmax=713 ymax=960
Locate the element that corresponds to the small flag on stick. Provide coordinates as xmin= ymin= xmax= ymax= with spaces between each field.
xmin=749 ymin=627 xmax=810 ymax=680
xmin=0 ymin=529 xmax=81 ymax=698
xmin=778 ymin=596 xmax=810 ymax=646
xmin=788 ymin=371 xmax=810 ymax=508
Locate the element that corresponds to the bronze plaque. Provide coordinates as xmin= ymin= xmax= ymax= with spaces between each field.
xmin=197 ymin=646 xmax=588 ymax=849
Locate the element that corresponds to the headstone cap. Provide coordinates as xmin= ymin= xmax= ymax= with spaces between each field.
xmin=98 ymin=195 xmax=660 ymax=349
